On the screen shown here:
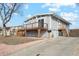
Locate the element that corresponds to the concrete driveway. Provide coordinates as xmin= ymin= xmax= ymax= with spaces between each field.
xmin=8 ymin=37 xmax=79 ymax=56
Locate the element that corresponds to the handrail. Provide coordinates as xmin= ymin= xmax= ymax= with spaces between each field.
xmin=24 ymin=22 xmax=48 ymax=30
xmin=58 ymin=24 xmax=66 ymax=29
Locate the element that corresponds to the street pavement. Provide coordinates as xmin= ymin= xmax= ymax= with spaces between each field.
xmin=8 ymin=37 xmax=79 ymax=56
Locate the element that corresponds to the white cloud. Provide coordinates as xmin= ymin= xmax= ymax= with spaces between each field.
xmin=60 ymin=12 xmax=79 ymax=29
xmin=60 ymin=3 xmax=76 ymax=6
xmin=27 ymin=14 xmax=32 ymax=18
xmin=13 ymin=13 xmax=19 ymax=16
xmin=49 ymin=8 xmax=57 ymax=12
xmin=61 ymin=3 xmax=76 ymax=8
xmin=42 ymin=3 xmax=52 ymax=8
xmin=42 ymin=3 xmax=61 ymax=12
xmin=74 ymin=10 xmax=79 ymax=13
xmin=48 ymin=7 xmax=60 ymax=12
xmin=42 ymin=3 xmax=76 ymax=12
xmin=60 ymin=12 xmax=78 ymax=22
xmin=42 ymin=3 xmax=60 ymax=8
xmin=23 ymin=4 xmax=29 ymax=9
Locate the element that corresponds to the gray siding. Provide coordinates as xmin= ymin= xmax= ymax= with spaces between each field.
xmin=50 ymin=16 xmax=59 ymax=37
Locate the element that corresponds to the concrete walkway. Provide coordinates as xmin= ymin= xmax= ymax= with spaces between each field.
xmin=8 ymin=37 xmax=79 ymax=56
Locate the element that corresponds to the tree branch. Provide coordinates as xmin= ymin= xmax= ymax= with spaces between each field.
xmin=0 ymin=3 xmax=20 ymax=27
xmin=4 ymin=3 xmax=17 ymax=24
xmin=0 ymin=4 xmax=4 ymax=21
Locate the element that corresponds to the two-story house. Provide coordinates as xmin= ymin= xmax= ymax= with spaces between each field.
xmin=16 ymin=13 xmax=70 ymax=38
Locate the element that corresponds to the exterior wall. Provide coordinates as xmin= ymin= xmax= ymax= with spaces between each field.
xmin=50 ymin=16 xmax=59 ymax=37
xmin=39 ymin=15 xmax=59 ymax=37
xmin=43 ymin=16 xmax=51 ymax=30
xmin=41 ymin=31 xmax=48 ymax=38
xmin=44 ymin=15 xmax=69 ymax=37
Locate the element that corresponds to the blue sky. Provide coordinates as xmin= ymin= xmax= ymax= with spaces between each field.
xmin=0 ymin=3 xmax=79 ymax=29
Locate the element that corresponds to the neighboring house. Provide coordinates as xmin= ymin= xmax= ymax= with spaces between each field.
xmin=0 ymin=27 xmax=11 ymax=36
xmin=10 ymin=25 xmax=25 ymax=36
xmin=17 ymin=13 xmax=70 ymax=38
xmin=69 ymin=29 xmax=79 ymax=37
xmin=0 ymin=26 xmax=24 ymax=36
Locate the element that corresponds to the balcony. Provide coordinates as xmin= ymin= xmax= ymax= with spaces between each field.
xmin=23 ymin=22 xmax=48 ymax=31
xmin=58 ymin=24 xmax=66 ymax=30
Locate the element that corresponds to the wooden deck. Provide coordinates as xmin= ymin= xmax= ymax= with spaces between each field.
xmin=16 ymin=22 xmax=48 ymax=37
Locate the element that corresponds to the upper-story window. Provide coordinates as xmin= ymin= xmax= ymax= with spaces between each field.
xmin=38 ymin=19 xmax=44 ymax=28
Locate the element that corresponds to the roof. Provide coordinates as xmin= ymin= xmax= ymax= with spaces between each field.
xmin=25 ymin=13 xmax=71 ymax=25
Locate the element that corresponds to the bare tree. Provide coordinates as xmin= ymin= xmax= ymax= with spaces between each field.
xmin=0 ymin=3 xmax=20 ymax=36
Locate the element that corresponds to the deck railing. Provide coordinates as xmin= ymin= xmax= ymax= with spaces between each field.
xmin=58 ymin=24 xmax=66 ymax=29
xmin=24 ymin=22 xmax=48 ymax=30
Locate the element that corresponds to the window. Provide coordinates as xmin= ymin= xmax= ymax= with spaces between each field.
xmin=58 ymin=30 xmax=63 ymax=36
xmin=38 ymin=19 xmax=44 ymax=28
